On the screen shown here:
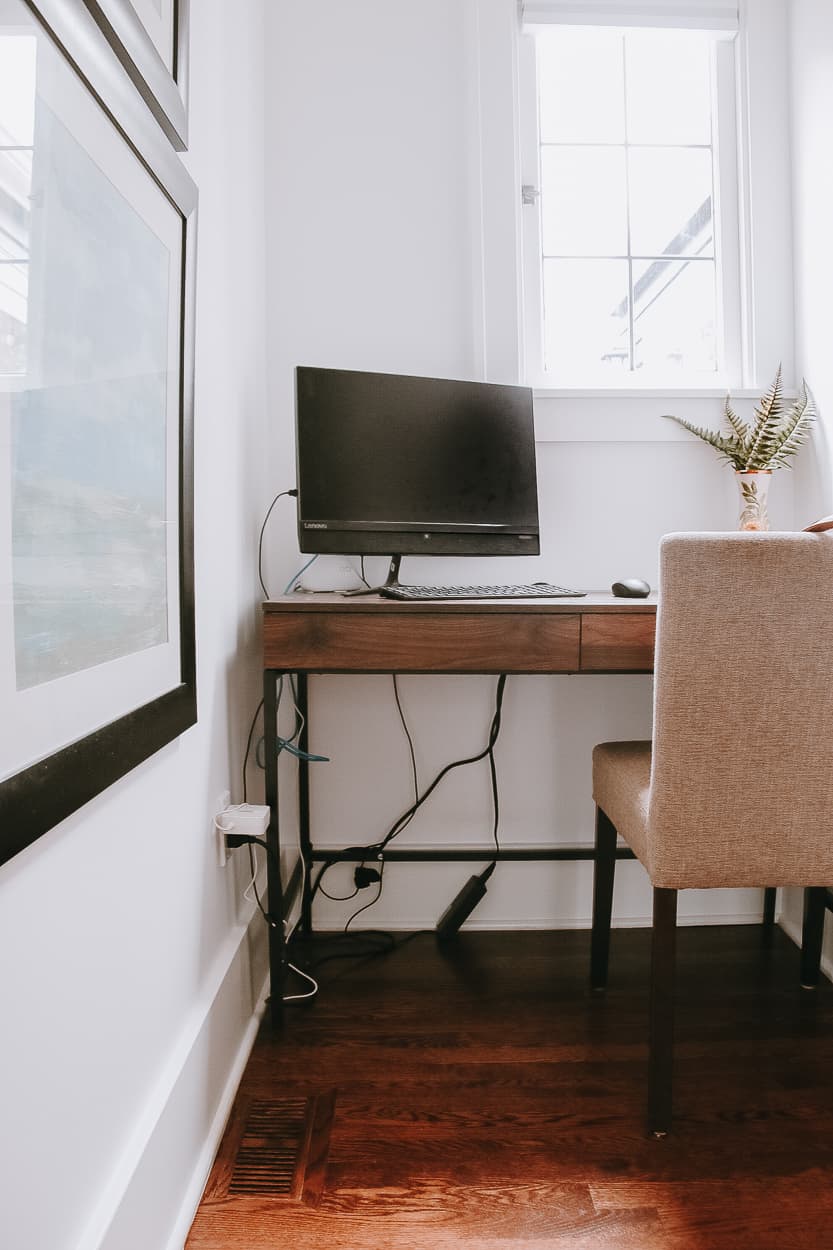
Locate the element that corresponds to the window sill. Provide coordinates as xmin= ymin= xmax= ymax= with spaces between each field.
xmin=531 ymin=390 xmax=768 ymax=444
xmin=532 ymin=387 xmax=762 ymax=400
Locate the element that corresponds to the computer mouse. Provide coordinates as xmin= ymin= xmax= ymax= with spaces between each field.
xmin=611 ymin=577 xmax=651 ymax=598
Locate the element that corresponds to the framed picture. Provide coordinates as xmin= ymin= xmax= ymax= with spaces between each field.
xmin=80 ymin=0 xmax=189 ymax=150
xmin=0 ymin=0 xmax=197 ymax=867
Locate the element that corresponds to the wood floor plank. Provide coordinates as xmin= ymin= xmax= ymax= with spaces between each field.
xmin=591 ymin=1176 xmax=833 ymax=1249
xmin=187 ymin=927 xmax=833 ymax=1250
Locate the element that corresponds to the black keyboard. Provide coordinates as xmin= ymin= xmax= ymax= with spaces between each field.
xmin=380 ymin=582 xmax=586 ymax=601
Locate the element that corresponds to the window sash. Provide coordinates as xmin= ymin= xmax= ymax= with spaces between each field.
xmin=520 ymin=30 xmax=741 ymax=388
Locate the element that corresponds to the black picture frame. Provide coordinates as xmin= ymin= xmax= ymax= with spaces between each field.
xmin=0 ymin=0 xmax=197 ymax=868
xmin=79 ymin=0 xmax=190 ymax=150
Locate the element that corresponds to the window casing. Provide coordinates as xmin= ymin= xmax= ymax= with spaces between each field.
xmin=519 ymin=25 xmax=742 ymax=390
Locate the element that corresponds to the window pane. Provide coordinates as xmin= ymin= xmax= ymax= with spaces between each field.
xmin=537 ymin=29 xmax=625 ymax=144
xmin=0 ymin=150 xmax=32 ymax=261
xmin=543 ymin=259 xmax=631 ymax=376
xmin=541 ymin=147 xmax=628 ymax=256
xmin=629 ymin=147 xmax=713 ymax=258
xmin=625 ymin=32 xmax=712 ymax=146
xmin=632 ymin=258 xmax=716 ymax=374
xmin=0 ymin=36 xmax=37 ymax=146
xmin=0 ymin=265 xmax=27 ymax=373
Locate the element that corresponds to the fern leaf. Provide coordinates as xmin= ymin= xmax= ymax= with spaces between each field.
xmin=755 ymin=363 xmax=785 ymax=425
xmin=768 ymin=382 xmax=815 ymax=468
xmin=723 ymin=395 xmax=749 ymax=449
xmin=661 ymin=370 xmax=814 ymax=475
xmin=745 ymin=365 xmax=788 ymax=468
xmin=661 ymin=414 xmax=744 ymax=467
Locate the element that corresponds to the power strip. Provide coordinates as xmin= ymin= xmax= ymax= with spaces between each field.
xmin=220 ymin=803 xmax=270 ymax=849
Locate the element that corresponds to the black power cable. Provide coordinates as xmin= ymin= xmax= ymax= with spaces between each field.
xmin=378 ymin=673 xmax=507 ymax=854
xmin=258 ymin=488 xmax=297 ymax=599
xmin=313 ymin=675 xmax=508 ymax=919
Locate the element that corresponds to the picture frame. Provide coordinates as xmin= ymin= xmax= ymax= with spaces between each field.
xmin=80 ymin=0 xmax=189 ymax=150
xmin=0 ymin=0 xmax=197 ymax=867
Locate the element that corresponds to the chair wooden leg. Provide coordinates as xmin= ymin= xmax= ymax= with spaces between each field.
xmin=590 ymin=806 xmax=617 ymax=991
xmin=648 ymin=886 xmax=678 ymax=1138
xmin=801 ymin=887 xmax=827 ymax=989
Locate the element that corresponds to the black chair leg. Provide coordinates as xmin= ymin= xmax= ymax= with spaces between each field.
xmin=648 ymin=886 xmax=678 ymax=1138
xmin=762 ymin=886 xmax=777 ymax=932
xmin=590 ymin=806 xmax=617 ymax=991
xmin=801 ymin=887 xmax=827 ymax=989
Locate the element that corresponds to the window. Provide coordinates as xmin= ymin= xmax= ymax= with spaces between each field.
xmin=520 ymin=25 xmax=741 ymax=388
xmin=0 ymin=36 xmax=35 ymax=377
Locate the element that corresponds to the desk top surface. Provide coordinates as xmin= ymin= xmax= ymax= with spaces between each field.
xmin=263 ymin=591 xmax=657 ymax=616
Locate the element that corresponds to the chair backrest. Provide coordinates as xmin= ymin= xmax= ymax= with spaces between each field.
xmin=648 ymin=532 xmax=833 ymax=888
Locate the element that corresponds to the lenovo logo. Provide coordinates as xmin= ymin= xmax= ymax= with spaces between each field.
xmin=303 ymin=522 xmax=328 ymax=529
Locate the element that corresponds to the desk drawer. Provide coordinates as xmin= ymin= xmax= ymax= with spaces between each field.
xmin=264 ymin=611 xmax=581 ymax=673
xmin=580 ymin=613 xmax=655 ymax=672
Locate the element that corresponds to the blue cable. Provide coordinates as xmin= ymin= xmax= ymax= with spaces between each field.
xmin=283 ymin=554 xmax=318 ymax=595
xmin=255 ymin=672 xmax=330 ymax=768
xmin=255 ymin=735 xmax=329 ymax=768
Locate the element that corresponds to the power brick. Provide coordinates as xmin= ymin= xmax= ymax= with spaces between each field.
xmin=221 ymin=803 xmax=270 ymax=848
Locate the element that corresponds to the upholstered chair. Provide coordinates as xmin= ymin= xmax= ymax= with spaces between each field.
xmin=591 ymin=532 xmax=833 ymax=1136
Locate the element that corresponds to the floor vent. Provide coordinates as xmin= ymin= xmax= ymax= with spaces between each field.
xmin=204 ymin=1090 xmax=335 ymax=1205
xmin=229 ymin=1097 xmax=310 ymax=1197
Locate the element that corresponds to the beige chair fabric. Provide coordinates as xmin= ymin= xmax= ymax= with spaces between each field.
xmin=593 ymin=532 xmax=833 ymax=889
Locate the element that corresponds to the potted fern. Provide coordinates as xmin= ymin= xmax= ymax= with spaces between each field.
xmin=663 ymin=367 xmax=815 ymax=530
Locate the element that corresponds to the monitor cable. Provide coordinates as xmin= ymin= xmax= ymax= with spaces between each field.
xmin=258 ymin=487 xmax=297 ymax=598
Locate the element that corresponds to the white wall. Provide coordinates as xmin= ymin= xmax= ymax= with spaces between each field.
xmin=264 ymin=0 xmax=797 ymax=932
xmin=0 ymin=4 xmax=271 ymax=1248
xmin=781 ymin=0 xmax=833 ymax=958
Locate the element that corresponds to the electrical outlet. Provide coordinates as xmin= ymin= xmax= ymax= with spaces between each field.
xmin=215 ymin=790 xmax=231 ymax=866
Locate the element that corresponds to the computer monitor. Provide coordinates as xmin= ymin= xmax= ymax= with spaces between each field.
xmin=295 ymin=367 xmax=540 ymax=579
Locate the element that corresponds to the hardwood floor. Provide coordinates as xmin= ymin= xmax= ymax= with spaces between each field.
xmin=187 ymin=926 xmax=833 ymax=1249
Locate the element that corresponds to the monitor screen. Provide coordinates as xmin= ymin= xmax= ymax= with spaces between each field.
xmin=295 ymin=367 xmax=540 ymax=558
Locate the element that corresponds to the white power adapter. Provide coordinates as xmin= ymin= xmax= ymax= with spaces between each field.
xmin=220 ymin=803 xmax=270 ymax=849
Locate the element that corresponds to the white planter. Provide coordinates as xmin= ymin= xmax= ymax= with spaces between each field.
xmin=735 ymin=470 xmax=772 ymax=531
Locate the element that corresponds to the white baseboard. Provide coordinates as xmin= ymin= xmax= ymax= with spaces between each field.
xmin=74 ymin=902 xmax=268 ymax=1250
xmin=311 ymin=911 xmax=769 ymax=932
xmin=163 ymin=967 xmax=270 ymax=1250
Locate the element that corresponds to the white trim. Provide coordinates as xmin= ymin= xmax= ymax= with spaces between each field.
xmin=532 ymin=387 xmax=769 ymax=399
xmin=734 ymin=0 xmax=757 ymax=386
xmin=163 ymin=969 xmax=271 ymax=1250
xmin=73 ymin=904 xmax=266 ymax=1250
xmin=733 ymin=0 xmax=795 ymax=389
xmin=465 ymin=0 xmax=488 ymax=379
xmin=468 ymin=0 xmax=525 ymax=383
xmin=521 ymin=0 xmax=739 ymax=33
xmin=310 ymin=912 xmax=769 ymax=931
xmin=712 ymin=37 xmax=742 ymax=383
xmin=519 ymin=31 xmax=545 ymax=385
xmin=531 ymin=385 xmax=775 ymax=441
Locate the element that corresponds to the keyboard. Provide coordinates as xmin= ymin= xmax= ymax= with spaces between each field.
xmin=380 ymin=582 xmax=587 ymax=601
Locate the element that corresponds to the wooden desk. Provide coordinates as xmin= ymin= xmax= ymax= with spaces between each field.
xmin=262 ymin=592 xmax=656 ymax=1022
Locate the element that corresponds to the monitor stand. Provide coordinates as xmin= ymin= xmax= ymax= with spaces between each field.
xmin=342 ymin=554 xmax=403 ymax=597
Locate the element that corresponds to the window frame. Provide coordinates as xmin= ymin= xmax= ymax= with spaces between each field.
xmin=519 ymin=25 xmax=743 ymax=391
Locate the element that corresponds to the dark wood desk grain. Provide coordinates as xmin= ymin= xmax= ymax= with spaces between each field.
xmin=263 ymin=592 xmax=656 ymax=674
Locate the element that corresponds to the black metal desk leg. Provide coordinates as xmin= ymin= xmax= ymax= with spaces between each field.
xmin=296 ymin=673 xmax=314 ymax=936
xmin=263 ymin=669 xmax=285 ymax=1028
